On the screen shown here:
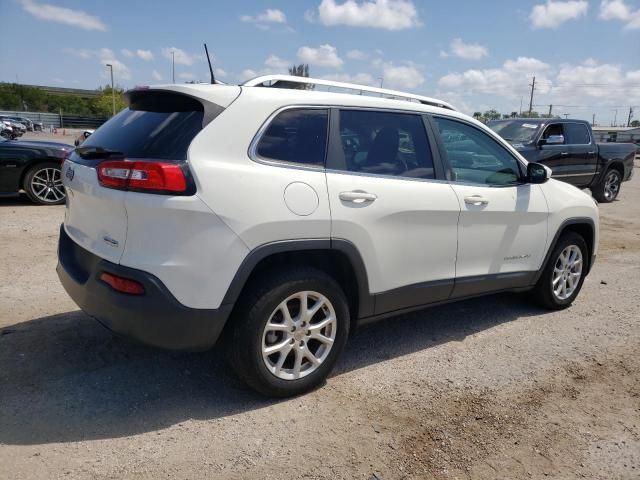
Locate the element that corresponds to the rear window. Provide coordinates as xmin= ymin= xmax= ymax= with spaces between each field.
xmin=255 ymin=109 xmax=329 ymax=166
xmin=80 ymin=91 xmax=207 ymax=160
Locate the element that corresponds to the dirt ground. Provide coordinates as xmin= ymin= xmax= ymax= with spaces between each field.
xmin=1 ymin=134 xmax=639 ymax=479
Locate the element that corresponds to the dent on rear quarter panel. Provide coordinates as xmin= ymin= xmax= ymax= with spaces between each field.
xmin=119 ymin=192 xmax=249 ymax=310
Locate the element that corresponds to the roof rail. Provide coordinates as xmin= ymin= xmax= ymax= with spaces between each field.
xmin=242 ymin=75 xmax=456 ymax=111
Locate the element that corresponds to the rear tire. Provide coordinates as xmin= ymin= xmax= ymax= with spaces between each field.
xmin=228 ymin=268 xmax=350 ymax=397
xmin=533 ymin=232 xmax=588 ymax=310
xmin=591 ymin=168 xmax=621 ymax=203
xmin=23 ymin=162 xmax=66 ymax=205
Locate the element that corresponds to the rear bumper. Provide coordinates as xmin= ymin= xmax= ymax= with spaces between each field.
xmin=57 ymin=225 xmax=232 ymax=351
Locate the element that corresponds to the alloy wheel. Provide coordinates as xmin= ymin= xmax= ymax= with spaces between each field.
xmin=30 ymin=167 xmax=65 ymax=203
xmin=261 ymin=291 xmax=337 ymax=380
xmin=603 ymin=171 xmax=620 ymax=201
xmin=552 ymin=245 xmax=583 ymax=301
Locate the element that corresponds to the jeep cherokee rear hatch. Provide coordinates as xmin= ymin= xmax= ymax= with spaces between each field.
xmin=62 ymin=86 xmax=238 ymax=264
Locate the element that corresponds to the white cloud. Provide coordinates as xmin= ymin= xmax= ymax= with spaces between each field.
xmin=121 ymin=49 xmax=134 ymax=58
xmin=321 ymin=72 xmax=376 ymax=85
xmin=436 ymin=57 xmax=640 ymax=118
xmin=62 ymin=48 xmax=93 ymax=59
xmin=265 ymin=54 xmax=290 ymax=70
xmin=152 ymin=70 xmax=163 ymax=81
xmin=448 ymin=38 xmax=488 ymax=60
xmin=381 ymin=62 xmax=424 ymax=89
xmin=19 ymin=0 xmax=107 ymax=31
xmin=314 ymin=0 xmax=422 ymax=30
xmin=241 ymin=8 xmax=287 ymax=29
xmin=161 ymin=47 xmax=200 ymax=66
xmin=438 ymin=57 xmax=552 ymax=98
xmin=599 ymin=0 xmax=640 ymax=29
xmin=346 ymin=49 xmax=369 ymax=60
xmin=297 ymin=44 xmax=343 ymax=68
xmin=530 ymin=0 xmax=588 ymax=29
xmin=214 ymin=68 xmax=228 ymax=78
xmin=99 ymin=48 xmax=131 ymax=81
xmin=136 ymin=49 xmax=154 ymax=61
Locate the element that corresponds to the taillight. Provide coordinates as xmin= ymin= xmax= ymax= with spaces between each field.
xmin=99 ymin=272 xmax=145 ymax=295
xmin=97 ymin=160 xmax=187 ymax=194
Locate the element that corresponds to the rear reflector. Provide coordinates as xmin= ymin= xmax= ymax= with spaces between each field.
xmin=97 ymin=160 xmax=187 ymax=193
xmin=99 ymin=272 xmax=145 ymax=295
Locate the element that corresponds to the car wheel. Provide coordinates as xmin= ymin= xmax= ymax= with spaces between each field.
xmin=228 ymin=268 xmax=350 ymax=397
xmin=23 ymin=162 xmax=66 ymax=205
xmin=591 ymin=168 xmax=621 ymax=203
xmin=533 ymin=232 xmax=588 ymax=310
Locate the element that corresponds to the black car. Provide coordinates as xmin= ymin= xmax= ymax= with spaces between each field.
xmin=488 ymin=118 xmax=637 ymax=202
xmin=0 ymin=136 xmax=72 ymax=205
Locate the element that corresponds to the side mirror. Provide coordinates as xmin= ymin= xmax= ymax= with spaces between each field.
xmin=540 ymin=134 xmax=564 ymax=146
xmin=527 ymin=162 xmax=549 ymax=184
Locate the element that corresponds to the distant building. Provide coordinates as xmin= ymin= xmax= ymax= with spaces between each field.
xmin=592 ymin=126 xmax=640 ymax=145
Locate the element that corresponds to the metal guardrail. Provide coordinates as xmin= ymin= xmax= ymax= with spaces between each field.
xmin=0 ymin=110 xmax=107 ymax=129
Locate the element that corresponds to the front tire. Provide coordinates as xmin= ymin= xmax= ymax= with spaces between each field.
xmin=591 ymin=168 xmax=621 ymax=203
xmin=23 ymin=162 xmax=66 ymax=205
xmin=228 ymin=268 xmax=350 ymax=397
xmin=533 ymin=232 xmax=588 ymax=310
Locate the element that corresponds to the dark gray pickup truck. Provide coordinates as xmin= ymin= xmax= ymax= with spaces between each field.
xmin=488 ymin=118 xmax=637 ymax=202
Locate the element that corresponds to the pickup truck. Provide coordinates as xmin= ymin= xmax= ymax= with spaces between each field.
xmin=488 ymin=118 xmax=637 ymax=202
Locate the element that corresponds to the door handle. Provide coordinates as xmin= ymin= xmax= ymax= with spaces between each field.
xmin=464 ymin=195 xmax=489 ymax=206
xmin=339 ymin=190 xmax=377 ymax=203
xmin=560 ymin=152 xmax=569 ymax=157
xmin=587 ymin=151 xmax=596 ymax=155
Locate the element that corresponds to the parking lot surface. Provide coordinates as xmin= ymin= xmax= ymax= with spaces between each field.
xmin=0 ymin=136 xmax=638 ymax=479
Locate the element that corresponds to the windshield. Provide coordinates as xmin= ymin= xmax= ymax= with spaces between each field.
xmin=488 ymin=121 xmax=541 ymax=143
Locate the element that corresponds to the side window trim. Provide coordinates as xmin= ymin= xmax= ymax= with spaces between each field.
xmin=325 ymin=107 xmax=447 ymax=182
xmin=429 ymin=114 xmax=527 ymax=186
xmin=248 ymin=105 xmax=330 ymax=170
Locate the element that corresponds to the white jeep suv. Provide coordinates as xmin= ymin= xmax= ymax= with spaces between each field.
xmin=57 ymin=76 xmax=598 ymax=397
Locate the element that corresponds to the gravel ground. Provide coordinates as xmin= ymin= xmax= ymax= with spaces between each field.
xmin=0 ymin=137 xmax=638 ymax=479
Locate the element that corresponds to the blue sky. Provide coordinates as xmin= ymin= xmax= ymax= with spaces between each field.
xmin=0 ymin=0 xmax=639 ymax=124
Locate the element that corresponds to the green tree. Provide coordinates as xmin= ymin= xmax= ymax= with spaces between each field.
xmin=288 ymin=64 xmax=309 ymax=78
xmin=483 ymin=109 xmax=501 ymax=121
xmin=91 ymin=85 xmax=127 ymax=117
xmin=631 ymin=120 xmax=640 ymax=128
xmin=286 ymin=64 xmax=312 ymax=90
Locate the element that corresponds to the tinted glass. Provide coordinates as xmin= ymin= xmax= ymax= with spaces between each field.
xmin=80 ymin=92 xmax=206 ymax=160
xmin=337 ymin=110 xmax=434 ymax=179
xmin=542 ymin=123 xmax=565 ymax=143
xmin=564 ymin=123 xmax=591 ymax=144
xmin=488 ymin=120 xmax=541 ymax=143
xmin=257 ymin=109 xmax=328 ymax=166
xmin=434 ymin=117 xmax=522 ymax=185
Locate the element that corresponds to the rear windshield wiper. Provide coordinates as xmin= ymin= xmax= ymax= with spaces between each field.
xmin=75 ymin=146 xmax=125 ymax=159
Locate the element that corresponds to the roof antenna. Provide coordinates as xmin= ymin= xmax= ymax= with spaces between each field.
xmin=204 ymin=43 xmax=215 ymax=84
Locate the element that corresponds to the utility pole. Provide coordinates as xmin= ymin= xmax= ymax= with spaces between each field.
xmin=592 ymin=113 xmax=595 ymax=126
xmin=528 ymin=76 xmax=536 ymax=116
xmin=377 ymin=77 xmax=383 ymax=88
xmin=519 ymin=96 xmax=523 ymax=115
xmin=171 ymin=50 xmax=175 ymax=83
xmin=613 ymin=109 xmax=618 ymax=126
xmin=563 ymin=113 xmax=569 ymax=119
xmin=105 ymin=63 xmax=115 ymax=117
xmin=548 ymin=104 xmax=553 ymax=117
xmin=627 ymin=107 xmax=633 ymax=127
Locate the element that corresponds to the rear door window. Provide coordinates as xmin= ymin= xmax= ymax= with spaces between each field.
xmin=255 ymin=109 xmax=329 ymax=166
xmin=564 ymin=123 xmax=591 ymax=145
xmin=335 ymin=109 xmax=435 ymax=179
xmin=79 ymin=91 xmax=209 ymax=160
